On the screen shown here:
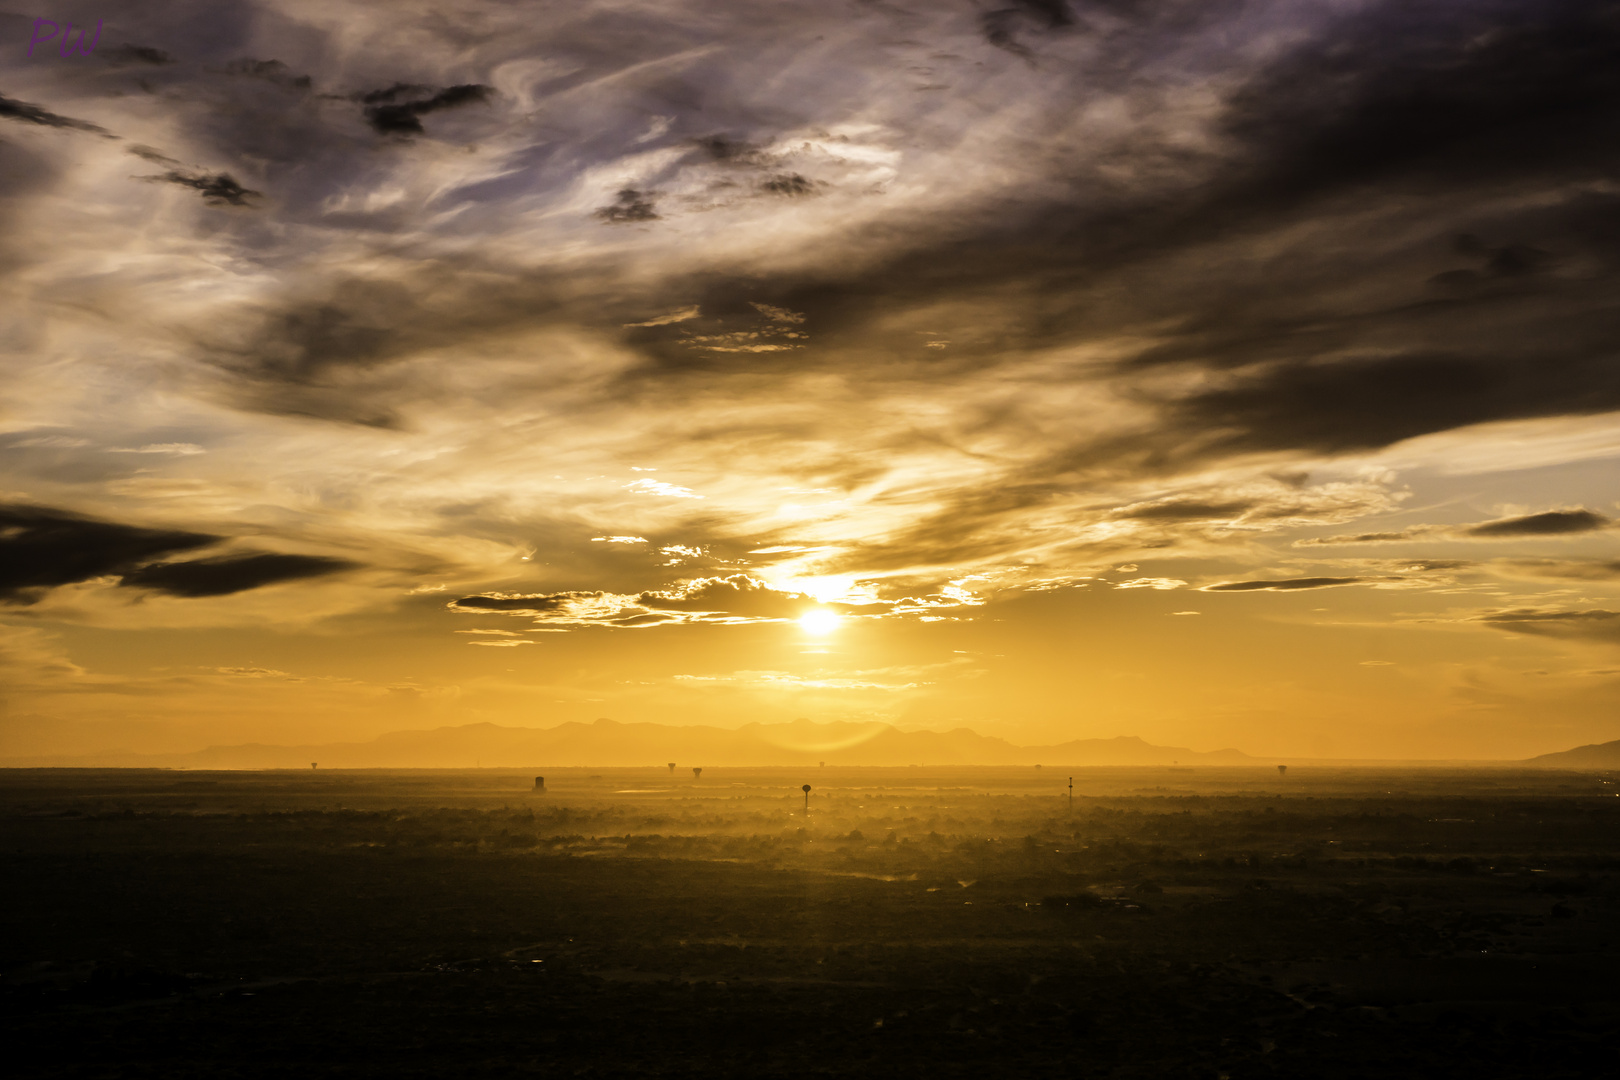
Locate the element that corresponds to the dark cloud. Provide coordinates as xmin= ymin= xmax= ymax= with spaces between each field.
xmin=694 ymin=136 xmax=764 ymax=164
xmin=119 ymin=553 xmax=353 ymax=597
xmin=0 ymin=505 xmax=215 ymax=603
xmin=1296 ymin=530 xmax=1427 ymax=546
xmin=224 ymin=59 xmax=312 ymax=91
xmin=595 ymin=189 xmax=660 ymax=223
xmin=982 ymin=0 xmax=1076 ymax=57
xmin=1171 ymin=353 xmax=1620 ymax=457
xmin=1203 ymin=577 xmax=1372 ymax=592
xmin=0 ymin=504 xmax=354 ymax=603
xmin=1475 ymin=608 xmax=1620 ymax=643
xmin=448 ymin=575 xmax=849 ymax=629
xmin=450 ymin=592 xmax=592 ymax=615
xmin=1220 ymin=0 xmax=1620 ymax=204
xmin=1495 ymin=559 xmax=1620 ymax=581
xmin=199 ymin=274 xmax=483 ymax=427
xmin=1430 ymin=236 xmax=1552 ymax=289
xmin=1116 ymin=500 xmax=1254 ymax=521
xmin=1467 ymin=509 xmax=1610 ymax=537
xmin=102 ymin=44 xmax=176 ymax=66
xmin=762 ymin=173 xmax=816 ymax=197
xmin=128 ymin=145 xmax=180 ymax=165
xmin=1299 ymin=510 xmax=1611 ymax=546
xmin=809 ymin=1 xmax=1620 ymax=467
xmin=141 ymin=169 xmax=261 ymax=206
xmin=0 ymin=95 xmax=114 ymax=137
xmin=209 ymin=279 xmax=425 ymax=412
xmin=360 ymin=83 xmax=492 ymax=136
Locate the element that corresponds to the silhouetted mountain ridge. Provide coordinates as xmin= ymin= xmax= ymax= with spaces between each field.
xmin=1526 ymin=739 xmax=1620 ymax=768
xmin=5 ymin=718 xmax=1256 ymax=769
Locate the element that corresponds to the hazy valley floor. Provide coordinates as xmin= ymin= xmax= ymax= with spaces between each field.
xmin=4 ymin=767 xmax=1617 ymax=1078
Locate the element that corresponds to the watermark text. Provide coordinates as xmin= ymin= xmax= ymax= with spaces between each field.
xmin=28 ymin=18 xmax=101 ymax=58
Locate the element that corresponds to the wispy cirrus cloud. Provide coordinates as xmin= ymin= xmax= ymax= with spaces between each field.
xmin=1202 ymin=577 xmax=1380 ymax=593
xmin=1298 ymin=508 xmax=1612 ymax=546
xmin=1475 ymin=608 xmax=1620 ymax=644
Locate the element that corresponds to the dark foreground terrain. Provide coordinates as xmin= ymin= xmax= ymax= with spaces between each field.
xmin=4 ymin=766 xmax=1618 ymax=1078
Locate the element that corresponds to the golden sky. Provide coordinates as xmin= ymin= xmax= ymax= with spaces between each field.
xmin=3 ymin=0 xmax=1619 ymax=761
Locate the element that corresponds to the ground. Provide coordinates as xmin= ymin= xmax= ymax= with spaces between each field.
xmin=4 ymin=766 xmax=1617 ymax=1078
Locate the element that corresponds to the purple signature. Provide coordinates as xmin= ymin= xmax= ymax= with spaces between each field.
xmin=28 ymin=18 xmax=101 ymax=58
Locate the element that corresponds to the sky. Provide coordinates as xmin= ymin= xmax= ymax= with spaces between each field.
xmin=3 ymin=0 xmax=1619 ymax=762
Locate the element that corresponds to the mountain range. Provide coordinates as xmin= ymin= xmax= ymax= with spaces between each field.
xmin=1525 ymin=739 xmax=1620 ymax=769
xmin=10 ymin=719 xmax=1617 ymax=770
xmin=3 ymin=718 xmax=1255 ymax=769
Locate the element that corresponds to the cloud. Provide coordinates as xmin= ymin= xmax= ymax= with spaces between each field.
xmin=449 ymin=573 xmax=884 ymax=630
xmin=660 ymin=544 xmax=703 ymax=564
xmin=1492 ymin=558 xmax=1620 ymax=582
xmin=448 ymin=592 xmax=588 ymax=617
xmin=7 ymin=434 xmax=89 ymax=449
xmin=624 ymin=479 xmax=703 ymax=499
xmin=1475 ymin=608 xmax=1620 ymax=644
xmin=595 ymin=188 xmax=659 ymax=223
xmin=140 ymin=170 xmax=261 ymax=206
xmin=119 ymin=554 xmax=355 ymax=598
xmin=1168 ymin=353 xmax=1620 ymax=457
xmin=1295 ymin=529 xmax=1434 ymax=546
xmin=623 ymin=307 xmax=701 ymax=328
xmin=1115 ymin=578 xmax=1187 ymax=590
xmin=101 ymin=44 xmax=175 ymax=66
xmin=224 ymin=59 xmax=312 ymax=91
xmin=1384 ymin=559 xmax=1473 ymax=573
xmin=1202 ymin=577 xmax=1373 ymax=592
xmin=128 ymin=145 xmax=180 ymax=165
xmin=1115 ymin=500 xmax=1255 ymax=522
xmin=1299 ymin=509 xmax=1611 ymax=545
xmin=749 ymin=302 xmax=806 ymax=324
xmin=981 ymin=0 xmax=1076 ymax=59
xmin=1466 ymin=509 xmax=1610 ymax=537
xmin=7 ymin=0 xmax=1620 ymax=660
xmin=215 ymin=666 xmax=299 ymax=679
xmin=0 ymin=94 xmax=113 ymax=137
xmin=0 ymin=504 xmax=215 ymax=603
xmin=360 ymin=83 xmax=492 ymax=136
xmin=109 ymin=443 xmax=206 ymax=455
xmin=761 ymin=173 xmax=816 ymax=197
xmin=637 ymin=574 xmax=814 ymax=618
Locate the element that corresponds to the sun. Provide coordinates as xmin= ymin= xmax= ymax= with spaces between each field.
xmin=798 ymin=609 xmax=842 ymax=635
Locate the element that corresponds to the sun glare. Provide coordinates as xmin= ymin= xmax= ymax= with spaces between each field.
xmin=798 ymin=609 xmax=842 ymax=635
